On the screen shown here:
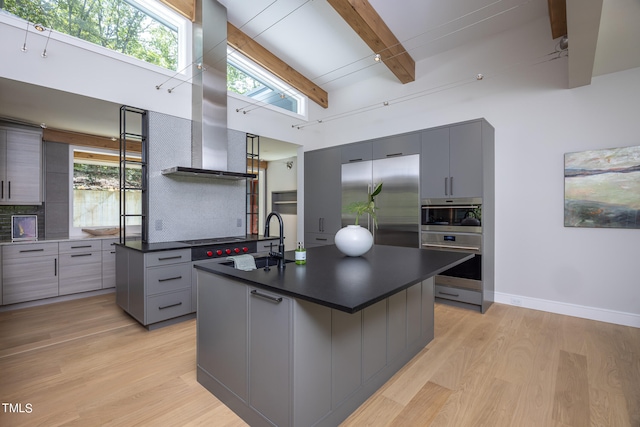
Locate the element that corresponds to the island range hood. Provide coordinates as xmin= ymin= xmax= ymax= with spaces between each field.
xmin=162 ymin=0 xmax=256 ymax=180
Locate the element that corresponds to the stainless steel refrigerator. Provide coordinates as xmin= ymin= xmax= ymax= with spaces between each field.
xmin=342 ymin=154 xmax=420 ymax=248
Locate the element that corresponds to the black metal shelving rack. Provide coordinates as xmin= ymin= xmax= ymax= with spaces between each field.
xmin=119 ymin=105 xmax=148 ymax=244
xmin=246 ymin=134 xmax=260 ymax=235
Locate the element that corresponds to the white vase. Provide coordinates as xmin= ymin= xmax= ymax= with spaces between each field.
xmin=334 ymin=225 xmax=373 ymax=257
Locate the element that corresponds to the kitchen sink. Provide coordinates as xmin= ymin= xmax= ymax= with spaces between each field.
xmin=221 ymin=256 xmax=294 ymax=269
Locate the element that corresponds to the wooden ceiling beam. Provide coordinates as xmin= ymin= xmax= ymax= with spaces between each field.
xmin=227 ymin=23 xmax=329 ymax=109
xmin=159 ymin=0 xmax=195 ymax=21
xmin=327 ymin=0 xmax=415 ymax=84
xmin=548 ymin=0 xmax=568 ymax=39
xmin=43 ymin=128 xmax=142 ymax=153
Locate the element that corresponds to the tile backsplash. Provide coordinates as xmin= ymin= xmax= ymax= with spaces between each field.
xmin=0 ymin=205 xmax=46 ymax=241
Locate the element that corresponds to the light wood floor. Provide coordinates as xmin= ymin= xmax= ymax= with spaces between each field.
xmin=0 ymin=294 xmax=638 ymax=427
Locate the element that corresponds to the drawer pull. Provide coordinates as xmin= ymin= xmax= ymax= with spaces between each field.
xmin=71 ymin=253 xmax=93 ymax=257
xmin=158 ymin=255 xmax=182 ymax=261
xmin=251 ymin=289 xmax=282 ymax=303
xmin=19 ymin=248 xmax=45 ymax=253
xmin=158 ymin=302 xmax=183 ymax=310
xmin=315 ymin=237 xmax=328 ymax=241
xmin=438 ymin=290 xmax=460 ymax=297
xmin=158 ymin=276 xmax=182 ymax=282
xmin=71 ymin=245 xmax=93 ymax=249
xmin=348 ymin=158 xmax=363 ymax=162
xmin=386 ymin=152 xmax=403 ymax=157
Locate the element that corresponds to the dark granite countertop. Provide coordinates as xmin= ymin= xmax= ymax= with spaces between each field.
xmin=116 ymin=235 xmax=279 ymax=253
xmin=194 ymin=244 xmax=473 ymax=313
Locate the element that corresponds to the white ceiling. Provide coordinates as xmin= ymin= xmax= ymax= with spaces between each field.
xmin=1 ymin=0 xmax=639 ymax=160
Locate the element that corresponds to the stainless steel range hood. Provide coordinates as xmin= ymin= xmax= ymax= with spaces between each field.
xmin=162 ymin=0 xmax=255 ymax=180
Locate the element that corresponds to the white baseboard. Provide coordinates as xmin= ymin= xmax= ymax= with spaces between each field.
xmin=494 ymin=292 xmax=640 ymax=328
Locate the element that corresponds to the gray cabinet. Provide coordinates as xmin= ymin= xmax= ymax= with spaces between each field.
xmin=58 ymin=241 xmax=102 ymax=295
xmin=101 ymin=238 xmax=118 ymax=289
xmin=421 ymin=121 xmax=484 ymax=199
xmin=372 ymin=132 xmax=421 ymax=159
xmin=2 ymin=242 xmax=58 ymax=304
xmin=116 ymin=247 xmax=192 ymax=327
xmin=249 ymin=288 xmax=291 ymax=427
xmin=304 ymin=147 xmax=341 ymax=247
xmin=197 ymin=271 xmax=435 ymax=427
xmin=0 ymin=127 xmax=43 ymax=205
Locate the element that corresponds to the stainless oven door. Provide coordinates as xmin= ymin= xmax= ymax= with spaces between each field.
xmin=421 ymin=231 xmax=482 ymax=291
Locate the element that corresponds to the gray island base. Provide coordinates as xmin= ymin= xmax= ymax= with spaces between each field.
xmin=195 ymin=244 xmax=472 ymax=427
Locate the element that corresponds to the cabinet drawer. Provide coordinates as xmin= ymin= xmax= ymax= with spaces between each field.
xmin=305 ymin=233 xmax=334 ymax=246
xmin=59 ymin=240 xmax=102 ymax=253
xmin=435 ymin=285 xmax=481 ymax=305
xmin=146 ymin=289 xmax=191 ymax=324
xmin=145 ymin=249 xmax=191 ymax=267
xmin=3 ymin=242 xmax=58 ymax=259
xmin=59 ymin=251 xmax=102 ymax=266
xmin=147 ymin=264 xmax=191 ymax=295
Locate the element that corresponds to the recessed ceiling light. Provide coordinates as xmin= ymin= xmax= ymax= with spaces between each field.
xmin=40 ymin=123 xmax=47 ymax=129
xmin=34 ymin=24 xmax=45 ymax=32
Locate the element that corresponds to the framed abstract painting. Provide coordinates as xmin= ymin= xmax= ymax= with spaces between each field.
xmin=564 ymin=145 xmax=640 ymax=229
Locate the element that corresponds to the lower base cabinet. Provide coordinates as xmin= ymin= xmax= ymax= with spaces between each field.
xmin=197 ymin=270 xmax=434 ymax=427
xmin=58 ymin=241 xmax=102 ymax=296
xmin=1 ymin=243 xmax=58 ymax=305
xmin=116 ymin=246 xmax=193 ymax=327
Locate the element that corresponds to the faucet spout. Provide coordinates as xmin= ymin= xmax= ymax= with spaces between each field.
xmin=265 ymin=211 xmax=286 ymax=270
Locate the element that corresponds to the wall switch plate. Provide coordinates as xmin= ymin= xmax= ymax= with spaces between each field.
xmin=155 ymin=219 xmax=163 ymax=231
xmin=237 ymin=218 xmax=242 ymax=227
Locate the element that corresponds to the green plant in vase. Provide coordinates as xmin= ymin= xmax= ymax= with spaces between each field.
xmin=345 ymin=182 xmax=383 ymax=227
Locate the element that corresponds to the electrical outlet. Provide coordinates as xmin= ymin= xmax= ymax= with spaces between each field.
xmin=237 ymin=218 xmax=242 ymax=227
xmin=155 ymin=219 xmax=163 ymax=231
xmin=510 ymin=297 xmax=522 ymax=306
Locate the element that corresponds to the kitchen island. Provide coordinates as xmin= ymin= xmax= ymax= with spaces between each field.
xmin=195 ymin=244 xmax=472 ymax=427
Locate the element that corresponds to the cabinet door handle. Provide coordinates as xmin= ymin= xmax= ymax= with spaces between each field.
xmin=71 ymin=253 xmax=92 ymax=257
xmin=1 ymin=180 xmax=3 ymax=198
xmin=251 ymin=289 xmax=283 ymax=303
xmin=438 ymin=290 xmax=460 ymax=297
xmin=386 ymin=152 xmax=403 ymax=157
xmin=450 ymin=176 xmax=453 ymax=195
xmin=444 ymin=177 xmax=448 ymax=195
xmin=54 ymin=258 xmax=57 ymax=276
xmin=348 ymin=158 xmax=363 ymax=162
xmin=158 ymin=255 xmax=182 ymax=261
xmin=158 ymin=302 xmax=182 ymax=310
xmin=158 ymin=276 xmax=182 ymax=282
xmin=7 ymin=181 xmax=10 ymax=199
xmin=19 ymin=248 xmax=45 ymax=253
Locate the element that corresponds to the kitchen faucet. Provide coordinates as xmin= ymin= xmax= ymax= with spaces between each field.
xmin=264 ymin=211 xmax=286 ymax=271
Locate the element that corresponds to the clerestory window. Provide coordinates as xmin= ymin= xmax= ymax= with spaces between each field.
xmin=227 ymin=47 xmax=307 ymax=117
xmin=2 ymin=0 xmax=185 ymax=71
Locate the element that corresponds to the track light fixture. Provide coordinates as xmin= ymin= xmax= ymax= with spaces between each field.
xmin=41 ymin=28 xmax=53 ymax=58
xmin=374 ymin=53 xmax=382 ymax=62
xmin=21 ymin=22 xmax=30 ymax=52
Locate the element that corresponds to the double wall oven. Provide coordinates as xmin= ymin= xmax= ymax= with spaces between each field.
xmin=421 ymin=197 xmax=488 ymax=312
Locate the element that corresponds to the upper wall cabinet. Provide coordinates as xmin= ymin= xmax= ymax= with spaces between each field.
xmin=421 ymin=121 xmax=484 ymax=199
xmin=372 ymin=133 xmax=421 ymax=159
xmin=0 ymin=127 xmax=43 ymax=205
